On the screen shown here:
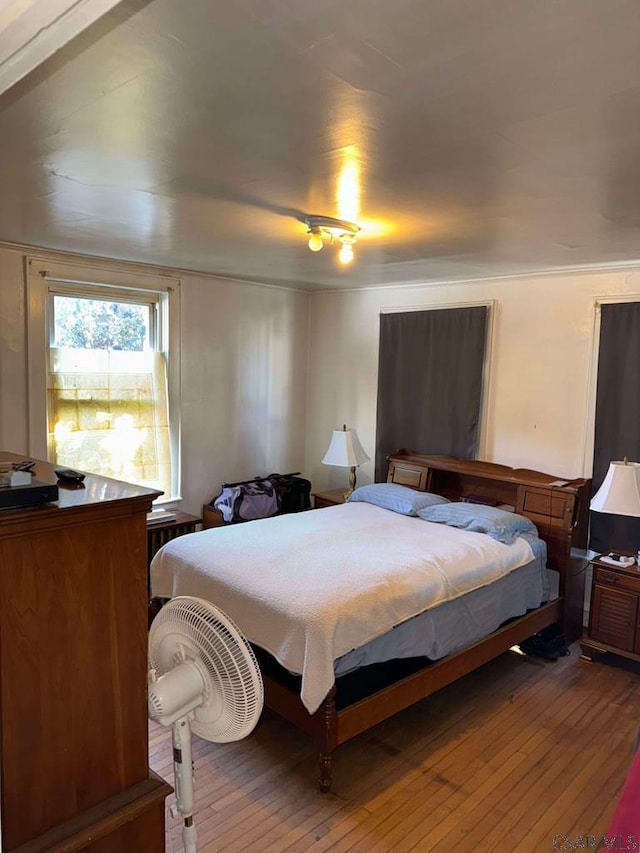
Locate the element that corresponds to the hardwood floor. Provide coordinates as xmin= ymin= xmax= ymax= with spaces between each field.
xmin=149 ymin=646 xmax=640 ymax=852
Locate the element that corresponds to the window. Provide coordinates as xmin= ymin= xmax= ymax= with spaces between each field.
xmin=589 ymin=299 xmax=640 ymax=553
xmin=375 ymin=304 xmax=491 ymax=480
xmin=27 ymin=258 xmax=181 ymax=501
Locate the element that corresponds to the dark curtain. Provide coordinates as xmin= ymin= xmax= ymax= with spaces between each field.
xmin=590 ymin=301 xmax=640 ymax=553
xmin=375 ymin=306 xmax=488 ymax=481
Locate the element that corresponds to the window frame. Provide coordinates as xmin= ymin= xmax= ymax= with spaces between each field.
xmin=378 ymin=300 xmax=495 ymax=464
xmin=583 ymin=296 xmax=640 ymax=554
xmin=26 ymin=256 xmax=182 ymax=503
xmin=49 ymin=284 xmax=159 ymax=351
xmin=582 ymin=294 xmax=640 ymax=478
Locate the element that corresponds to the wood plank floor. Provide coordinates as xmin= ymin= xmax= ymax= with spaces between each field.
xmin=149 ymin=646 xmax=640 ymax=852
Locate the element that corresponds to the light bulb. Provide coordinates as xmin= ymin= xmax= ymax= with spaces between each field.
xmin=308 ymin=231 xmax=324 ymax=252
xmin=338 ymin=238 xmax=354 ymax=264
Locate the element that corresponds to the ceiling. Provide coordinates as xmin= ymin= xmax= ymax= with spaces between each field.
xmin=1 ymin=0 xmax=640 ymax=292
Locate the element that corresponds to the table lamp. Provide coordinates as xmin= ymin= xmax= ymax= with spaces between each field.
xmin=590 ymin=458 xmax=640 ymax=567
xmin=321 ymin=424 xmax=369 ymax=500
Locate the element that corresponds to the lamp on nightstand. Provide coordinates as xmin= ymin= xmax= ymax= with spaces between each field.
xmin=321 ymin=424 xmax=369 ymax=500
xmin=590 ymin=458 xmax=640 ymax=566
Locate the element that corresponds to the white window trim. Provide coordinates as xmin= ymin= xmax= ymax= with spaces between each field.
xmin=26 ymin=256 xmax=182 ymax=502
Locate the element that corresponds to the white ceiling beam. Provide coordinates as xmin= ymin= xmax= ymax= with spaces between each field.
xmin=0 ymin=0 xmax=125 ymax=96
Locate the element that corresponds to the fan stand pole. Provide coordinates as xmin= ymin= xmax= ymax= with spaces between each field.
xmin=172 ymin=716 xmax=197 ymax=853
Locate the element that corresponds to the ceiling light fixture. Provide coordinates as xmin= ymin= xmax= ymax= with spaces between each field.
xmin=304 ymin=215 xmax=360 ymax=264
xmin=338 ymin=233 xmax=355 ymax=265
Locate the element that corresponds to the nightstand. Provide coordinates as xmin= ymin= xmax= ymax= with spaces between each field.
xmin=580 ymin=554 xmax=640 ymax=663
xmin=312 ymin=488 xmax=348 ymax=508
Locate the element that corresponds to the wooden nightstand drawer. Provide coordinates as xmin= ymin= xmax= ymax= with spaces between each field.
xmin=312 ymin=488 xmax=347 ymax=508
xmin=591 ymin=585 xmax=638 ymax=651
xmin=594 ymin=567 xmax=640 ymax=594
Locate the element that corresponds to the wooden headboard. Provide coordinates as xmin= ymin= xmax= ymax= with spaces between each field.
xmin=387 ymin=450 xmax=591 ymax=641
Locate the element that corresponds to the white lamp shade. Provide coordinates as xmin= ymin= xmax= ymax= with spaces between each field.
xmin=321 ymin=427 xmax=369 ymax=468
xmin=590 ymin=460 xmax=640 ymax=516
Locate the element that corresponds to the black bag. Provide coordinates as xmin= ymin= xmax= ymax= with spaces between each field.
xmin=210 ymin=471 xmax=311 ymax=523
xmin=213 ymin=478 xmax=279 ymax=522
xmin=267 ymin=472 xmax=311 ymax=513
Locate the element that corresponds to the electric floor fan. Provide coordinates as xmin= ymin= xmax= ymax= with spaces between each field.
xmin=148 ymin=596 xmax=264 ymax=853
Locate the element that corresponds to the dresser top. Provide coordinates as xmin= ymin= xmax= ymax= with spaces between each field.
xmin=0 ymin=451 xmax=160 ymax=529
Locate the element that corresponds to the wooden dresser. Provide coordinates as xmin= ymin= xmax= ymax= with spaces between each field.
xmin=0 ymin=452 xmax=171 ymax=852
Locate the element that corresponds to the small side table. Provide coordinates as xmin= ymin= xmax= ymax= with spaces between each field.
xmin=312 ymin=488 xmax=348 ymax=509
xmin=580 ymin=554 xmax=640 ymax=663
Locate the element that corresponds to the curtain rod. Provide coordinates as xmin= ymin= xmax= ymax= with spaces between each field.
xmin=40 ymin=273 xmax=174 ymax=292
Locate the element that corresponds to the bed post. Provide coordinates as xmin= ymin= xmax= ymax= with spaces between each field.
xmin=318 ymin=686 xmax=337 ymax=793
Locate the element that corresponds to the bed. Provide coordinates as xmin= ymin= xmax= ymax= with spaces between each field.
xmin=150 ymin=451 xmax=590 ymax=792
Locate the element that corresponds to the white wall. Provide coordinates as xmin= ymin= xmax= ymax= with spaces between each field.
xmin=0 ymin=243 xmax=310 ymax=516
xmin=305 ymin=267 xmax=640 ymax=492
xmin=178 ymin=271 xmax=309 ymax=513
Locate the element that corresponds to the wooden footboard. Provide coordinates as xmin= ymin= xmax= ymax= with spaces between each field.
xmin=261 ymin=599 xmax=561 ymax=792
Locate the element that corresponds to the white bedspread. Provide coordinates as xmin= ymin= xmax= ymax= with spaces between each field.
xmin=151 ymin=502 xmax=535 ymax=713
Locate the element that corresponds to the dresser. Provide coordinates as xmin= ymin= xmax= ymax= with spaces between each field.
xmin=0 ymin=452 xmax=171 ymax=852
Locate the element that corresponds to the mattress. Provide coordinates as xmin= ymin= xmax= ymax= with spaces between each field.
xmin=334 ymin=535 xmax=549 ymax=675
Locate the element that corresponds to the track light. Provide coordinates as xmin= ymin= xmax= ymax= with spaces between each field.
xmin=304 ymin=215 xmax=360 ymax=263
